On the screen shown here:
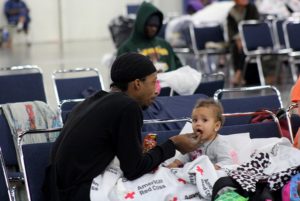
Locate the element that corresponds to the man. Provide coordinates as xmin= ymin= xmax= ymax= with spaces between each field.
xmin=43 ymin=53 xmax=202 ymax=201
xmin=4 ymin=0 xmax=31 ymax=47
xmin=226 ymin=0 xmax=259 ymax=86
xmin=117 ymin=2 xmax=182 ymax=72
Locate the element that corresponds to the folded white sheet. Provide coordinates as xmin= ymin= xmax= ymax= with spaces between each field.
xmin=157 ymin=66 xmax=202 ymax=96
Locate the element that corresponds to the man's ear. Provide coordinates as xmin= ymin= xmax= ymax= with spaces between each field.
xmin=133 ymin=79 xmax=142 ymax=90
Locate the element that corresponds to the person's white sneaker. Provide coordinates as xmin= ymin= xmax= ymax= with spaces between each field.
xmin=17 ymin=22 xmax=24 ymax=32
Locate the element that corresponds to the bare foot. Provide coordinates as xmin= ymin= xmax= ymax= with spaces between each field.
xmin=231 ymin=70 xmax=245 ymax=87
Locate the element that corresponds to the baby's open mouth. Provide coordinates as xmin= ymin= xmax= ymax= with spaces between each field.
xmin=196 ymin=129 xmax=202 ymax=135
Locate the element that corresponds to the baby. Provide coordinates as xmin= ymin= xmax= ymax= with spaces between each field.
xmin=167 ymin=99 xmax=236 ymax=169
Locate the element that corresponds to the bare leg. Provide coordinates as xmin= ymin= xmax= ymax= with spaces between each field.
xmin=17 ymin=16 xmax=25 ymax=32
xmin=6 ymin=36 xmax=13 ymax=48
xmin=231 ymin=69 xmax=245 ymax=86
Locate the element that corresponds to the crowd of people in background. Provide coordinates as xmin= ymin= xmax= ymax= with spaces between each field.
xmin=166 ymin=0 xmax=300 ymax=85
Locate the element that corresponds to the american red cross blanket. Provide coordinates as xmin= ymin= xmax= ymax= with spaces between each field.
xmin=90 ymin=156 xmax=218 ymax=201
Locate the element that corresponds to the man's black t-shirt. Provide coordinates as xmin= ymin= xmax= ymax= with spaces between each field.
xmin=47 ymin=91 xmax=176 ymax=201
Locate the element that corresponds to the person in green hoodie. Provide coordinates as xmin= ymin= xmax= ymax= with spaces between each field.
xmin=117 ymin=1 xmax=182 ymax=72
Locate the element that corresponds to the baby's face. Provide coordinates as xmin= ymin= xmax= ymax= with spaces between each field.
xmin=191 ymin=107 xmax=221 ymax=143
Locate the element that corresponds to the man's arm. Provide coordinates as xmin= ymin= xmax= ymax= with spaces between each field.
xmin=115 ymin=102 xmax=175 ymax=180
xmin=116 ymin=102 xmax=202 ymax=180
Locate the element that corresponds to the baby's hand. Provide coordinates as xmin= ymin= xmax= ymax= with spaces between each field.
xmin=165 ymin=159 xmax=183 ymax=168
xmin=166 ymin=162 xmax=179 ymax=168
xmin=214 ymin=164 xmax=221 ymax=170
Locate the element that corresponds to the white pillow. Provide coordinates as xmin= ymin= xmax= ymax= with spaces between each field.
xmin=222 ymin=132 xmax=251 ymax=151
xmin=221 ymin=132 xmax=252 ymax=164
xmin=180 ymin=121 xmax=193 ymax=134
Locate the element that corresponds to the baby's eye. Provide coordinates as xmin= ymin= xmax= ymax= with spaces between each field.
xmin=202 ymin=119 xmax=208 ymax=122
xmin=192 ymin=118 xmax=197 ymax=123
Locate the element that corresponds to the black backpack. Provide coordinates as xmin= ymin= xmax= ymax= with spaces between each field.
xmin=212 ymin=176 xmax=282 ymax=201
xmin=108 ymin=15 xmax=135 ymax=48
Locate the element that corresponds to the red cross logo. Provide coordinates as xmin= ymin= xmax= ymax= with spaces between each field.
xmin=196 ymin=166 xmax=204 ymax=175
xmin=177 ymin=178 xmax=187 ymax=184
xmin=124 ymin=192 xmax=135 ymax=199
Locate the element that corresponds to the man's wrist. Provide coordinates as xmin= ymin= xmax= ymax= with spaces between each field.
xmin=169 ymin=137 xmax=178 ymax=149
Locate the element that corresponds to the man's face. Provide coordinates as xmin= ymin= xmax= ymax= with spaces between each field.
xmin=137 ymin=72 xmax=158 ymax=109
xmin=235 ymin=0 xmax=249 ymax=6
xmin=145 ymin=25 xmax=159 ymax=39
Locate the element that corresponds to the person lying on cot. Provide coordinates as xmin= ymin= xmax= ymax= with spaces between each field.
xmin=167 ymin=99 xmax=237 ymax=170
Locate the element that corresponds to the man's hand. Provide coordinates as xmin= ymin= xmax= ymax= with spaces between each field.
xmin=170 ymin=133 xmax=202 ymax=154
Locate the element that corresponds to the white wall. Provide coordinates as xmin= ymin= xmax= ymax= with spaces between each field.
xmin=0 ymin=0 xmax=182 ymax=44
xmin=29 ymin=0 xmax=60 ymax=43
